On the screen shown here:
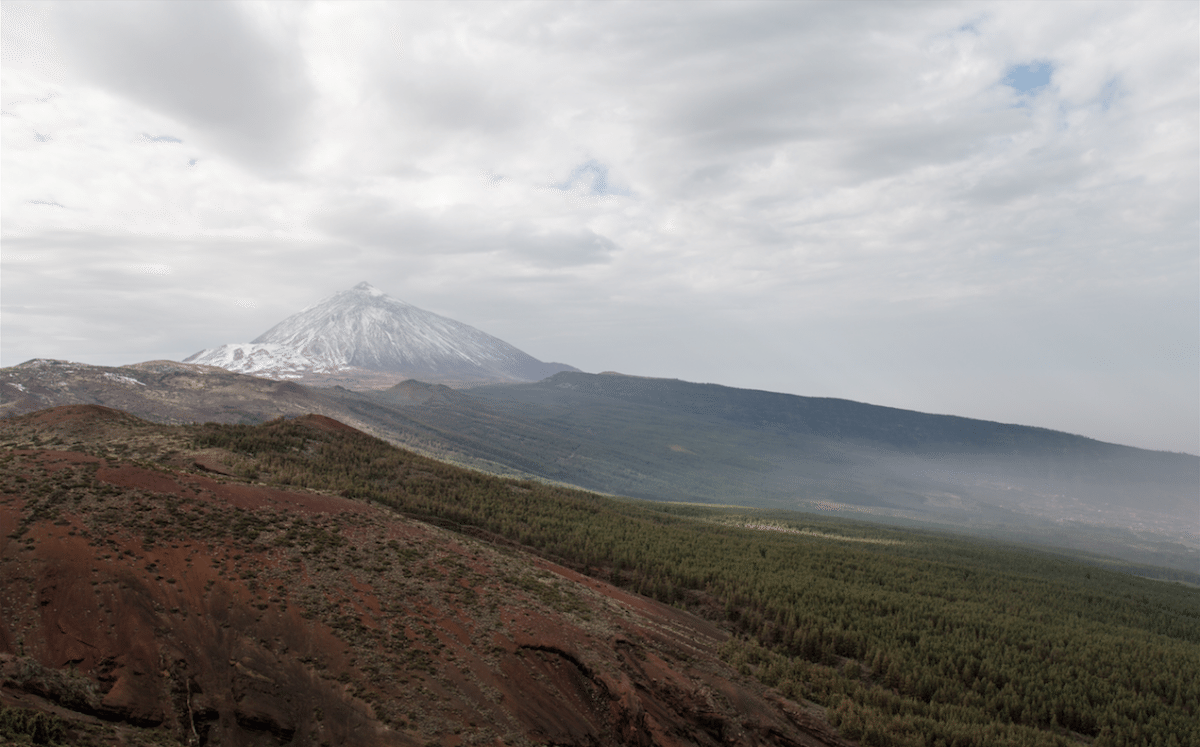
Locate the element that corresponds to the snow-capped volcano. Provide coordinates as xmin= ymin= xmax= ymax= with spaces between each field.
xmin=184 ymin=283 xmax=577 ymax=385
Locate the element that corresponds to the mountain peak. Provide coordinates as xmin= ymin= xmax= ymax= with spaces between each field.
xmin=352 ymin=281 xmax=385 ymax=296
xmin=184 ymin=285 xmax=579 ymax=385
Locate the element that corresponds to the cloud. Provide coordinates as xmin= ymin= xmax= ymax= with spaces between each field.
xmin=316 ymin=196 xmax=618 ymax=270
xmin=50 ymin=1 xmax=313 ymax=171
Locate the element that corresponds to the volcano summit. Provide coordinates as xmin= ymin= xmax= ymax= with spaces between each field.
xmin=185 ymin=282 xmax=577 ymax=387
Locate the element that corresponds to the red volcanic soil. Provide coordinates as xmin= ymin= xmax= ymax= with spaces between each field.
xmin=287 ymin=413 xmax=363 ymax=434
xmin=0 ymin=413 xmax=851 ymax=746
xmin=15 ymin=403 xmax=150 ymax=435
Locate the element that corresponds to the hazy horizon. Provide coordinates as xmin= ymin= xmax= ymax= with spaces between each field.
xmin=2 ymin=1 xmax=1197 ymax=454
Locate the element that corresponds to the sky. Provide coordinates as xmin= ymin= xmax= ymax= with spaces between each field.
xmin=2 ymin=1 xmax=1197 ymax=455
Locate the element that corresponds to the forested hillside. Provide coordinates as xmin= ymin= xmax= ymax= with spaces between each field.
xmin=166 ymin=415 xmax=1200 ymax=746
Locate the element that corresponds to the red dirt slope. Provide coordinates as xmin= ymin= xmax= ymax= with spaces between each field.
xmin=1 ymin=407 xmax=851 ymax=747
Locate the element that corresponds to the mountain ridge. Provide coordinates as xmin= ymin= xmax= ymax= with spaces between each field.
xmin=459 ymin=372 xmax=1198 ymax=526
xmin=521 ymin=371 xmax=1184 ymax=459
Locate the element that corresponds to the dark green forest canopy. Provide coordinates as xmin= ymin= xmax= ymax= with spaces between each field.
xmin=56 ymin=415 xmax=1198 ymax=747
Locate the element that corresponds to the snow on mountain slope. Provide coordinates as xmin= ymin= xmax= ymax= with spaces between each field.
xmin=184 ymin=282 xmax=577 ymax=383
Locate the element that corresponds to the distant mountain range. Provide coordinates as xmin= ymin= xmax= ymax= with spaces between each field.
xmin=184 ymin=282 xmax=577 ymax=387
xmin=3 ymin=360 xmax=1196 ymax=576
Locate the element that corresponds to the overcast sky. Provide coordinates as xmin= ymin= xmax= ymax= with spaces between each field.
xmin=2 ymin=1 xmax=1197 ymax=454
